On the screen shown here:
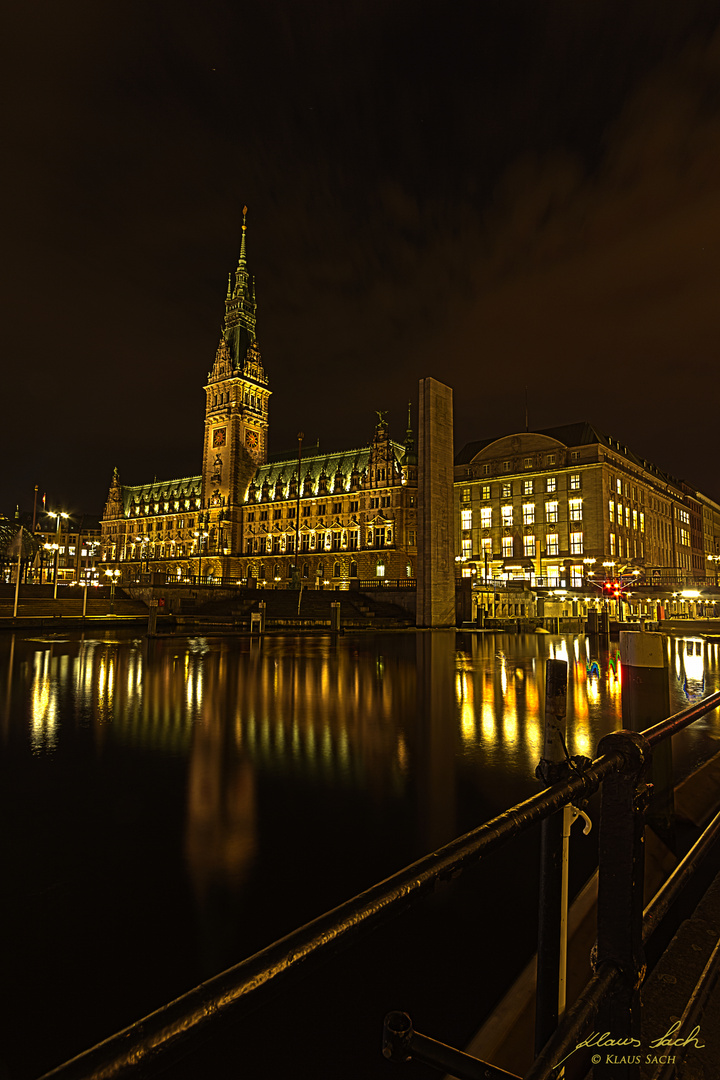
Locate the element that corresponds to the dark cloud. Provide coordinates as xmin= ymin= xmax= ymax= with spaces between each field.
xmin=3 ymin=0 xmax=720 ymax=513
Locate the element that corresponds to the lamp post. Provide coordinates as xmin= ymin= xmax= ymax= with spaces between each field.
xmin=294 ymin=431 xmax=303 ymax=586
xmin=194 ymin=526 xmax=209 ymax=583
xmin=707 ymin=554 xmax=720 ymax=588
xmin=47 ymin=510 xmax=69 ymax=599
xmin=105 ymin=568 xmax=120 ymax=613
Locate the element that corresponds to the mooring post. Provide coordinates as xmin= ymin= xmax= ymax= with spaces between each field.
xmin=534 ymin=657 xmax=568 ymax=1055
xmin=330 ymin=601 xmax=341 ymax=633
xmin=620 ymin=631 xmax=674 ymax=843
xmin=147 ymin=599 xmax=158 ymax=637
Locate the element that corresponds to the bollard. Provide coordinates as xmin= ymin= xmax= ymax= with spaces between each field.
xmin=534 ymin=658 xmax=568 ymax=1055
xmin=258 ymin=600 xmax=266 ymax=633
xmin=147 ymin=600 xmax=158 ymax=637
xmin=330 ymin=602 xmax=341 ymax=633
xmin=620 ymin=631 xmax=674 ymax=842
xmin=587 ymin=609 xmax=599 ymax=636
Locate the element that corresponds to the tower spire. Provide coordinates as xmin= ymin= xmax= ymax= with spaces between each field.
xmin=237 ymin=205 xmax=248 ymax=271
xmin=224 ymin=204 xmax=257 ymax=366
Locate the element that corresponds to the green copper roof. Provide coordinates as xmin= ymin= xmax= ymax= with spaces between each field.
xmin=121 ymin=476 xmax=202 ymax=516
xmin=247 ymin=442 xmax=407 ymax=501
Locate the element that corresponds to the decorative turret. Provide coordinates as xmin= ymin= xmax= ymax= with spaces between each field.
xmin=103 ymin=467 xmax=124 ymax=521
xmin=402 ymin=401 xmax=417 ymax=466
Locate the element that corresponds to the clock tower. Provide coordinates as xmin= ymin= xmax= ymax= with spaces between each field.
xmin=202 ymin=208 xmax=271 ymax=557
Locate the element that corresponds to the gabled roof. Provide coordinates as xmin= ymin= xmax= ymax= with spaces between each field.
xmin=121 ymin=476 xmax=202 ymax=515
xmin=248 ymin=442 xmax=406 ymax=499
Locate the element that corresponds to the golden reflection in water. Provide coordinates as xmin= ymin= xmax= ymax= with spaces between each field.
xmin=454 ymin=635 xmax=631 ymax=767
xmin=31 ymin=650 xmax=58 ymax=754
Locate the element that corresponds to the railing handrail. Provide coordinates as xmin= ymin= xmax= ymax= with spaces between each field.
xmin=37 ymin=689 xmax=720 ymax=1080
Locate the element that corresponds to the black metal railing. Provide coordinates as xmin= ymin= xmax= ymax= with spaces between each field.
xmin=37 ymin=690 xmax=720 ymax=1080
xmin=357 ymin=578 xmax=416 ymax=589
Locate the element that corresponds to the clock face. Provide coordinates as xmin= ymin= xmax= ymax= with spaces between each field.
xmin=213 ymin=428 xmax=226 ymax=447
xmin=246 ymin=430 xmax=259 ymax=450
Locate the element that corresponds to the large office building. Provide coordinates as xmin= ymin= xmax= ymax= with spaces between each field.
xmin=100 ymin=213 xmax=418 ymax=587
xmin=454 ymin=424 xmax=720 ymax=603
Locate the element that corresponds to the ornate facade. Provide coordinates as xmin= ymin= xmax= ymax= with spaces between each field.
xmin=101 ymin=212 xmax=418 ymax=587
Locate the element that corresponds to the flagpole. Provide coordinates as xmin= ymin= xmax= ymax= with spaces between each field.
xmin=13 ymin=527 xmax=23 ymax=619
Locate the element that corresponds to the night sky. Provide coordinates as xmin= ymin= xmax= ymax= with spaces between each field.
xmin=4 ymin=0 xmax=720 ymax=519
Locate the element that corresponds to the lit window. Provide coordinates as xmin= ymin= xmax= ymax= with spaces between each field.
xmin=610 ymin=532 xmax=616 ymax=555
xmin=547 ymin=454 xmax=556 ymax=466
xmin=609 ymin=500 xmax=614 ymax=523
xmin=462 ymin=488 xmax=471 ymax=502
xmin=569 ymin=499 xmax=583 ymax=522
xmin=376 ymin=562 xmax=386 ymax=578
xmin=546 ymin=564 xmax=560 ymax=586
xmin=523 ymin=535 xmax=536 ymax=557
xmin=546 ymin=533 xmax=559 ymax=556
xmin=571 ymin=564 xmax=583 ymax=587
xmin=616 ymin=479 xmax=622 ymax=495
xmin=461 ymin=509 xmax=472 ymax=530
xmin=570 ymin=532 xmax=584 ymax=554
xmin=545 ymin=501 xmax=558 ymax=523
xmin=502 ymin=482 xmax=512 ymax=498
xmin=632 ymin=509 xmax=638 ymax=530
xmin=502 ymin=536 xmax=514 ymax=558
xmin=481 ymin=485 xmax=491 ymax=500
xmin=523 ymin=457 xmax=532 ymax=468
xmin=501 ymin=505 xmax=513 ymax=527
xmin=569 ymin=473 xmax=581 ymax=490
xmin=480 ymin=507 xmax=492 ymax=528
xmin=625 ymin=506 xmax=631 ymax=528
xmin=546 ymin=477 xmax=556 ymax=493
xmin=523 ymin=479 xmax=533 ymax=496
xmin=522 ymin=503 xmax=535 ymax=526
xmin=640 ymin=512 xmax=645 ymax=533
xmin=462 ymin=538 xmax=472 ymax=558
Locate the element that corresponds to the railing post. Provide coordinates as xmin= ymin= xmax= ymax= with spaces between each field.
xmin=593 ymin=731 xmax=650 ymax=1079
xmin=534 ymin=658 xmax=568 ymax=1055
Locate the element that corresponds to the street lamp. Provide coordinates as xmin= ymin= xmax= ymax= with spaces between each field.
xmin=707 ymin=554 xmax=720 ymax=587
xmin=105 ymin=568 xmax=120 ymax=613
xmin=194 ymin=527 xmax=209 ymax=582
xmin=46 ymin=510 xmax=69 ymax=599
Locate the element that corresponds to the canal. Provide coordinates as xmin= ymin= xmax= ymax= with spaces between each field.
xmin=1 ymin=629 xmax=719 ymax=1079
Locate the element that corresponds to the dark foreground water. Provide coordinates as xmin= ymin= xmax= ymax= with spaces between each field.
xmin=1 ymin=629 xmax=719 ymax=1080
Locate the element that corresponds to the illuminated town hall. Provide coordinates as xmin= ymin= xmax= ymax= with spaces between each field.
xmin=100 ymin=213 xmax=418 ymax=587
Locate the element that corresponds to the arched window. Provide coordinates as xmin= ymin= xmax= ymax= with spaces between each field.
xmin=350 ymin=561 xmax=358 ymax=578
xmin=302 ymin=563 xmax=309 ymax=578
xmin=259 ymin=562 xmax=265 ymax=579
xmin=333 ymin=561 xmax=341 ymax=578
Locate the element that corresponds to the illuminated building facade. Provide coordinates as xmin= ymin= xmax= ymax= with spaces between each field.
xmin=454 ymin=423 xmax=720 ymax=591
xmin=100 ymin=212 xmax=418 ymax=587
xmin=33 ymin=517 xmax=102 ymax=585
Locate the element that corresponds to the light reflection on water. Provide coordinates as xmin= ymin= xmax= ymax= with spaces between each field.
xmin=1 ymin=629 xmax=720 ymax=1079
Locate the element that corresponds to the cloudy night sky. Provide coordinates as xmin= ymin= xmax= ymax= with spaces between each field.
xmin=3 ymin=0 xmax=720 ymax=518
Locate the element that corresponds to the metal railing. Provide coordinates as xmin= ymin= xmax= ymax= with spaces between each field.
xmin=357 ymin=578 xmax=416 ymax=589
xmin=37 ymin=691 xmax=720 ymax=1080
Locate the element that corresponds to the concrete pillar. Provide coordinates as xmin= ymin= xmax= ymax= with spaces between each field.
xmin=416 ymin=377 xmax=455 ymax=628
